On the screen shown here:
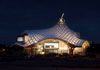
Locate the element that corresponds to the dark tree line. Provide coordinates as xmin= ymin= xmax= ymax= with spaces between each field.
xmin=86 ymin=43 xmax=100 ymax=58
xmin=0 ymin=44 xmax=24 ymax=57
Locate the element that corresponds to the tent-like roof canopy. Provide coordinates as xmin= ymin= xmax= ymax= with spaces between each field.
xmin=16 ymin=13 xmax=85 ymax=47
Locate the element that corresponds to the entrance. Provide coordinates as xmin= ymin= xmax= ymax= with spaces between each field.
xmin=35 ymin=38 xmax=70 ymax=55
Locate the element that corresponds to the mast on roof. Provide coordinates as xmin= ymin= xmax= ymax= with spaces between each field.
xmin=59 ymin=13 xmax=65 ymax=24
xmin=61 ymin=13 xmax=64 ymax=18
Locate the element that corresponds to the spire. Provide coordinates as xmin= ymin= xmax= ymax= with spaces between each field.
xmin=61 ymin=13 xmax=64 ymax=18
xmin=59 ymin=13 xmax=65 ymax=24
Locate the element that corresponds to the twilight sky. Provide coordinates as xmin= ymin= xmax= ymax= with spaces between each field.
xmin=0 ymin=0 xmax=100 ymax=44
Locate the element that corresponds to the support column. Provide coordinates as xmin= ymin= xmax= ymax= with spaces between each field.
xmin=29 ymin=44 xmax=35 ymax=56
xmin=70 ymin=47 xmax=75 ymax=55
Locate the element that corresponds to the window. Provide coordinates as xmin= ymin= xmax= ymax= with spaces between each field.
xmin=17 ymin=37 xmax=23 ymax=42
xmin=44 ymin=42 xmax=59 ymax=49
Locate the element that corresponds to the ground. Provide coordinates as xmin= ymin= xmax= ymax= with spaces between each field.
xmin=0 ymin=66 xmax=100 ymax=70
xmin=0 ymin=57 xmax=100 ymax=70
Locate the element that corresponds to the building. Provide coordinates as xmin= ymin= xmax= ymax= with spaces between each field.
xmin=15 ymin=13 xmax=90 ymax=56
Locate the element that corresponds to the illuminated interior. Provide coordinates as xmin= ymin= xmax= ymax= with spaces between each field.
xmin=24 ymin=35 xmax=29 ymax=43
xmin=35 ymin=38 xmax=70 ymax=55
xmin=73 ymin=47 xmax=83 ymax=55
xmin=17 ymin=37 xmax=23 ymax=42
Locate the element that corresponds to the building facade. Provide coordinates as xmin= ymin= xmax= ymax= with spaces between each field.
xmin=15 ymin=13 xmax=90 ymax=56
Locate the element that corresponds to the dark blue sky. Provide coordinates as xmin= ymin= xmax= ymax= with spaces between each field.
xmin=0 ymin=0 xmax=100 ymax=44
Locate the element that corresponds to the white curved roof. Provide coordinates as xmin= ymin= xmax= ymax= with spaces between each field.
xmin=16 ymin=14 xmax=85 ymax=47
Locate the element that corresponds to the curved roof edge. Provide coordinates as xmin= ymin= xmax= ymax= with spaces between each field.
xmin=16 ymin=13 xmax=87 ymax=47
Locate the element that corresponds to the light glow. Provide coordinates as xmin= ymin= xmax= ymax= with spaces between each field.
xmin=24 ymin=35 xmax=29 ymax=42
xmin=17 ymin=37 xmax=23 ymax=42
xmin=44 ymin=42 xmax=59 ymax=49
xmin=59 ymin=47 xmax=68 ymax=50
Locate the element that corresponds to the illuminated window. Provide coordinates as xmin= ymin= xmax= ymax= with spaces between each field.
xmin=17 ymin=37 xmax=23 ymax=42
xmin=44 ymin=42 xmax=59 ymax=49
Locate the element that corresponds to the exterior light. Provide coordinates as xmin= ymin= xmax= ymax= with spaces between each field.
xmin=34 ymin=40 xmax=37 ymax=43
xmin=40 ymin=52 xmax=45 ymax=55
